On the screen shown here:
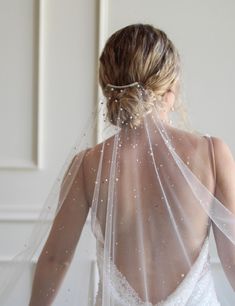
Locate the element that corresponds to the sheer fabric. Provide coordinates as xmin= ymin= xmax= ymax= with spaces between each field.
xmin=0 ymin=85 xmax=235 ymax=306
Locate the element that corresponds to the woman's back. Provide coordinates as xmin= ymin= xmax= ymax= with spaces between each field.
xmin=83 ymin=118 xmax=218 ymax=304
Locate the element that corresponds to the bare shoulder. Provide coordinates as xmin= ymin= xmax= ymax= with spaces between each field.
xmin=208 ymin=136 xmax=235 ymax=217
xmin=84 ymin=140 xmax=106 ymax=162
xmin=166 ymin=125 xmax=211 ymax=153
xmin=81 ymin=134 xmax=115 ymax=172
xmin=209 ymin=136 xmax=235 ymax=186
xmin=85 ymin=134 xmax=115 ymax=158
xmin=210 ymin=136 xmax=234 ymax=159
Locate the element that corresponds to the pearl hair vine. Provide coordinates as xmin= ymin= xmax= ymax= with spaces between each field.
xmin=104 ymin=82 xmax=147 ymax=104
xmin=105 ymin=82 xmax=141 ymax=91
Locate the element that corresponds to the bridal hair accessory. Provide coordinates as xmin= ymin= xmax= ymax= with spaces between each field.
xmin=104 ymin=81 xmax=183 ymax=128
xmin=105 ymin=81 xmax=141 ymax=90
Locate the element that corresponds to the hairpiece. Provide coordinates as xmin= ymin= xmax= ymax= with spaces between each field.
xmin=106 ymin=82 xmax=141 ymax=90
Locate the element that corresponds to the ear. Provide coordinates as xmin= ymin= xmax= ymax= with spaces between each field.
xmin=162 ymin=89 xmax=175 ymax=111
xmin=163 ymin=79 xmax=180 ymax=110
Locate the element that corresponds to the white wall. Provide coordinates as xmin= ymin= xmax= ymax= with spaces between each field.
xmin=0 ymin=0 xmax=99 ymax=305
xmin=0 ymin=0 xmax=235 ymax=305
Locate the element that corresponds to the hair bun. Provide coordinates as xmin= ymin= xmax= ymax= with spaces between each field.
xmin=105 ymin=84 xmax=155 ymax=128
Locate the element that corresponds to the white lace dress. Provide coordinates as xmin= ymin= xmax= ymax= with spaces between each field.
xmin=94 ymin=235 xmax=221 ymax=306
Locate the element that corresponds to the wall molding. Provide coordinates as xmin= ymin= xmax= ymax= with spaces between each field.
xmin=0 ymin=0 xmax=43 ymax=170
xmin=96 ymin=0 xmax=109 ymax=144
xmin=0 ymin=256 xmax=96 ymax=266
xmin=36 ymin=0 xmax=44 ymax=169
xmin=0 ymin=204 xmax=92 ymax=223
xmin=0 ymin=204 xmax=42 ymax=221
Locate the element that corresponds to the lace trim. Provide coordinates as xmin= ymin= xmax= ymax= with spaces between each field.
xmin=95 ymin=237 xmax=210 ymax=306
xmin=109 ymin=262 xmax=153 ymax=305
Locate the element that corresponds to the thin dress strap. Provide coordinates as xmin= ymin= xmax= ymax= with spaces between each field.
xmin=203 ymin=134 xmax=217 ymax=182
xmin=203 ymin=134 xmax=217 ymax=231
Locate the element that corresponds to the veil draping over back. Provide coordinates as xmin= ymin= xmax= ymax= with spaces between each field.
xmin=0 ymin=81 xmax=235 ymax=306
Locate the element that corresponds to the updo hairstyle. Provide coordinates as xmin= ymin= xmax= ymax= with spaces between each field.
xmin=99 ymin=23 xmax=181 ymax=128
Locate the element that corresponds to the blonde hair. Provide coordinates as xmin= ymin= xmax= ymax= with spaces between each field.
xmin=99 ymin=23 xmax=182 ymax=128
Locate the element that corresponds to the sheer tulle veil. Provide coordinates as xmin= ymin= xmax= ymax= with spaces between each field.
xmin=0 ymin=24 xmax=235 ymax=306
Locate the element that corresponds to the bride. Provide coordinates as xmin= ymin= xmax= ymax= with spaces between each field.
xmin=1 ymin=24 xmax=235 ymax=306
